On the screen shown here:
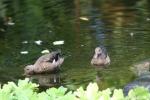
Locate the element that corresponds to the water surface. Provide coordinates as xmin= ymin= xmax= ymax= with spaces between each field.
xmin=0 ymin=0 xmax=150 ymax=90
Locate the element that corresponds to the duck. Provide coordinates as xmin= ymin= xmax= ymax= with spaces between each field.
xmin=24 ymin=51 xmax=64 ymax=75
xmin=91 ymin=46 xmax=110 ymax=67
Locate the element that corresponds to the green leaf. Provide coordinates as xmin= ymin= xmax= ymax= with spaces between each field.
xmin=17 ymin=78 xmax=39 ymax=90
xmin=37 ymin=92 xmax=49 ymax=100
xmin=99 ymin=88 xmax=111 ymax=100
xmin=112 ymin=89 xmax=125 ymax=100
xmin=1 ymin=78 xmax=150 ymax=100
xmin=74 ymin=86 xmax=86 ymax=100
xmin=128 ymin=87 xmax=150 ymax=99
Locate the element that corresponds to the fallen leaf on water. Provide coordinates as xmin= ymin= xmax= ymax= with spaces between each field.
xmin=130 ymin=32 xmax=134 ymax=37
xmin=41 ymin=49 xmax=50 ymax=54
xmin=146 ymin=18 xmax=150 ymax=21
xmin=49 ymin=30 xmax=52 ymax=33
xmin=79 ymin=17 xmax=89 ymax=21
xmin=34 ymin=40 xmax=42 ymax=45
xmin=0 ymin=28 xmax=5 ymax=32
xmin=22 ymin=41 xmax=28 ymax=44
xmin=7 ymin=22 xmax=15 ymax=25
xmin=20 ymin=51 xmax=28 ymax=54
xmin=53 ymin=40 xmax=64 ymax=45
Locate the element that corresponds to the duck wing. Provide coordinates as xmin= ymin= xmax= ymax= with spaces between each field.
xmin=34 ymin=57 xmax=64 ymax=73
xmin=34 ymin=52 xmax=60 ymax=64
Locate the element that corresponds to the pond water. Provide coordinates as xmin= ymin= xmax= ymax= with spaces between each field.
xmin=0 ymin=0 xmax=150 ymax=90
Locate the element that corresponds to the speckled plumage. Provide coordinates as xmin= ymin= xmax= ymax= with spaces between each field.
xmin=91 ymin=46 xmax=110 ymax=67
xmin=24 ymin=51 xmax=64 ymax=75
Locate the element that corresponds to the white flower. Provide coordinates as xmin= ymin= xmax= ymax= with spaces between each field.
xmin=34 ymin=40 xmax=42 ymax=45
xmin=20 ymin=51 xmax=28 ymax=54
xmin=41 ymin=49 xmax=50 ymax=54
xmin=53 ymin=40 xmax=64 ymax=45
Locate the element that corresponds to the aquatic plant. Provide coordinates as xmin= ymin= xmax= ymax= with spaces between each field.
xmin=0 ymin=78 xmax=150 ymax=100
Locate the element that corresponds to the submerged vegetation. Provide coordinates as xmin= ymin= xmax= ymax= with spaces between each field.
xmin=0 ymin=78 xmax=150 ymax=100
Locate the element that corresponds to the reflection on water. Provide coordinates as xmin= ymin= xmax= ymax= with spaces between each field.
xmin=28 ymin=73 xmax=61 ymax=87
xmin=0 ymin=0 xmax=150 ymax=90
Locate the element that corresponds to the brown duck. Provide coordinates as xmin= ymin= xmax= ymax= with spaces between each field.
xmin=24 ymin=51 xmax=64 ymax=75
xmin=91 ymin=46 xmax=110 ymax=67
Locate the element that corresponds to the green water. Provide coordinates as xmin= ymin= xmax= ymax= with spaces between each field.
xmin=0 ymin=0 xmax=150 ymax=90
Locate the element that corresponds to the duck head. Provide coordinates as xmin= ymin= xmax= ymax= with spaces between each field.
xmin=53 ymin=52 xmax=60 ymax=62
xmin=94 ymin=47 xmax=107 ymax=59
xmin=24 ymin=65 xmax=35 ymax=75
xmin=91 ymin=46 xmax=110 ymax=66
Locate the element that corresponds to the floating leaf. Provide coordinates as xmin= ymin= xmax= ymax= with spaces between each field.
xmin=41 ymin=49 xmax=50 ymax=54
xmin=22 ymin=41 xmax=28 ymax=44
xmin=79 ymin=17 xmax=89 ymax=21
xmin=34 ymin=40 xmax=42 ymax=45
xmin=20 ymin=51 xmax=29 ymax=54
xmin=53 ymin=40 xmax=64 ymax=45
